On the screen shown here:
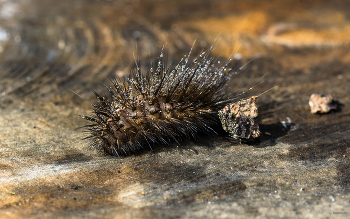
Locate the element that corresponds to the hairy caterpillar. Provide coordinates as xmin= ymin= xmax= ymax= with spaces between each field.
xmin=82 ymin=47 xmax=242 ymax=156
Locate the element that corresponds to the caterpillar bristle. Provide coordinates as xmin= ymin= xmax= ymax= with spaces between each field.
xmin=83 ymin=47 xmax=237 ymax=156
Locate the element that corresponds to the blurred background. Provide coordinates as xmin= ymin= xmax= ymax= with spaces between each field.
xmin=1 ymin=0 xmax=350 ymax=100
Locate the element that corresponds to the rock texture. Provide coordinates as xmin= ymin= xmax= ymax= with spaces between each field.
xmin=309 ymin=94 xmax=338 ymax=114
xmin=219 ymin=96 xmax=260 ymax=140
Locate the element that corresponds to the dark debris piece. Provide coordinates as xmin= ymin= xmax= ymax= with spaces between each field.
xmin=218 ymin=96 xmax=260 ymax=140
xmin=309 ymin=94 xmax=337 ymax=114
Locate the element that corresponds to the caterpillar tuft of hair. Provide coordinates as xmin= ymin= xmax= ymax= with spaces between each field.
xmin=82 ymin=47 xmax=241 ymax=156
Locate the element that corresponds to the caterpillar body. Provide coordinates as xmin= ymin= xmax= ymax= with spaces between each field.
xmin=83 ymin=48 xmax=238 ymax=156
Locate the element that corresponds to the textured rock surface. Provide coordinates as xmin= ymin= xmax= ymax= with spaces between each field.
xmin=0 ymin=0 xmax=350 ymax=218
xmin=309 ymin=94 xmax=338 ymax=114
xmin=219 ymin=96 xmax=260 ymax=140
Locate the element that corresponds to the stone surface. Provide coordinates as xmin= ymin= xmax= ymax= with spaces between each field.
xmin=219 ymin=96 xmax=260 ymax=140
xmin=309 ymin=94 xmax=337 ymax=114
xmin=0 ymin=0 xmax=350 ymax=218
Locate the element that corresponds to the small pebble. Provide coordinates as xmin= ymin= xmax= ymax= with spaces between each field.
xmin=219 ymin=96 xmax=260 ymax=140
xmin=309 ymin=94 xmax=337 ymax=114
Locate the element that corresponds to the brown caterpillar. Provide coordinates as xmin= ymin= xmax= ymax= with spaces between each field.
xmin=82 ymin=47 xmax=241 ymax=156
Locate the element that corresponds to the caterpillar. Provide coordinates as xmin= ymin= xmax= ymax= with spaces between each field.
xmin=82 ymin=47 xmax=241 ymax=156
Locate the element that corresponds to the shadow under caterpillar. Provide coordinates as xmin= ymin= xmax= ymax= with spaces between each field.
xmin=82 ymin=47 xmax=243 ymax=156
